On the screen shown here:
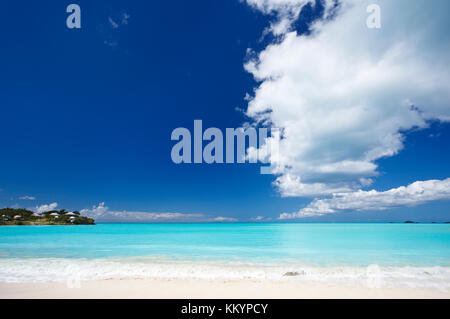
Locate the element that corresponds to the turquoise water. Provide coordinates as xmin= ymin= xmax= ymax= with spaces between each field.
xmin=1 ymin=223 xmax=449 ymax=266
xmin=1 ymin=223 xmax=449 ymax=286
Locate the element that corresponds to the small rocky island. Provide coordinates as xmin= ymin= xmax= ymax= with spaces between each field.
xmin=0 ymin=208 xmax=95 ymax=225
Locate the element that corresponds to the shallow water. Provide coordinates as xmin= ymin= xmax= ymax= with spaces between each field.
xmin=1 ymin=223 xmax=449 ymax=288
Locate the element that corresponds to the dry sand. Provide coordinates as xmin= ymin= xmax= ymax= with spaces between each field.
xmin=1 ymin=279 xmax=449 ymax=299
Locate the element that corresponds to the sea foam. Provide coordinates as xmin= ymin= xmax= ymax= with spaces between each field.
xmin=0 ymin=257 xmax=449 ymax=290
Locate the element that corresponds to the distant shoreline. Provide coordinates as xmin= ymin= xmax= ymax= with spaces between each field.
xmin=0 ymin=222 xmax=96 ymax=226
xmin=1 ymin=207 xmax=95 ymax=226
xmin=3 ymin=221 xmax=450 ymax=225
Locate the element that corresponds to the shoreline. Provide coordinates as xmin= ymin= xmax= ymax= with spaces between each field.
xmin=1 ymin=279 xmax=449 ymax=299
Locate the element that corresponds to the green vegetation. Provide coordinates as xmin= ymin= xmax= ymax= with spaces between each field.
xmin=0 ymin=208 xmax=95 ymax=225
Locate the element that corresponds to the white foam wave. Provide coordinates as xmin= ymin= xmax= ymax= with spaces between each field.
xmin=0 ymin=257 xmax=449 ymax=290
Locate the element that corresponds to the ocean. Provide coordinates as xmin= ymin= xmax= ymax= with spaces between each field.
xmin=1 ymin=223 xmax=449 ymax=289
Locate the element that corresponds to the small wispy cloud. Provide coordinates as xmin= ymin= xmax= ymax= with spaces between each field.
xmin=108 ymin=16 xmax=119 ymax=29
xmin=121 ymin=12 xmax=130 ymax=25
xmin=19 ymin=196 xmax=35 ymax=201
xmin=252 ymin=216 xmax=265 ymax=221
xmin=102 ymin=11 xmax=131 ymax=48
xmin=213 ymin=216 xmax=238 ymax=222
xmin=107 ymin=12 xmax=130 ymax=29
xmin=80 ymin=202 xmax=236 ymax=223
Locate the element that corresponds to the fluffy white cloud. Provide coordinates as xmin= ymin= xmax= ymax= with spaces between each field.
xmin=280 ymin=178 xmax=450 ymax=218
xmin=80 ymin=202 xmax=235 ymax=223
xmin=34 ymin=202 xmax=58 ymax=214
xmin=244 ymin=0 xmax=450 ymax=197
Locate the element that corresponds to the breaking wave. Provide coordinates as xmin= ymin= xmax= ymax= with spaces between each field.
xmin=0 ymin=257 xmax=449 ymax=290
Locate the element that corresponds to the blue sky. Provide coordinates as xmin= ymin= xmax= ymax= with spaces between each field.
xmin=0 ymin=0 xmax=449 ymax=222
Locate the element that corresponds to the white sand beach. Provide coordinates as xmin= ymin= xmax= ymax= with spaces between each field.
xmin=1 ymin=279 xmax=449 ymax=299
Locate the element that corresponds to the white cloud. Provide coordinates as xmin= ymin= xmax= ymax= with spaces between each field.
xmin=280 ymin=178 xmax=450 ymax=219
xmin=121 ymin=12 xmax=130 ymax=25
xmin=108 ymin=16 xmax=119 ymax=29
xmin=245 ymin=0 xmax=336 ymax=35
xmin=103 ymin=12 xmax=130 ymax=48
xmin=245 ymin=0 xmax=308 ymax=13
xmin=108 ymin=12 xmax=130 ymax=29
xmin=34 ymin=202 xmax=58 ymax=214
xmin=244 ymin=0 xmax=450 ymax=197
xmin=19 ymin=196 xmax=35 ymax=201
xmin=245 ymin=0 xmax=307 ymax=35
xmin=80 ymin=202 xmax=109 ymax=216
xmin=80 ymin=202 xmax=234 ymax=223
xmin=213 ymin=216 xmax=238 ymax=222
xmin=251 ymin=216 xmax=272 ymax=221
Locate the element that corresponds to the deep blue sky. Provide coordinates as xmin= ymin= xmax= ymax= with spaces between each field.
xmin=0 ymin=0 xmax=449 ymax=222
